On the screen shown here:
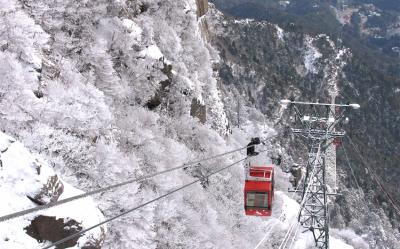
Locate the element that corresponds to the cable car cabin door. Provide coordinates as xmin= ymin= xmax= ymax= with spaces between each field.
xmin=244 ymin=165 xmax=274 ymax=216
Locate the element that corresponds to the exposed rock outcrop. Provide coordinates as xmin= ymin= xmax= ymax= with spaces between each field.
xmin=25 ymin=215 xmax=106 ymax=249
xmin=190 ymin=98 xmax=207 ymax=123
xmin=27 ymin=160 xmax=64 ymax=205
xmin=25 ymin=215 xmax=83 ymax=249
xmin=196 ymin=0 xmax=210 ymax=40
xmin=195 ymin=0 xmax=208 ymax=18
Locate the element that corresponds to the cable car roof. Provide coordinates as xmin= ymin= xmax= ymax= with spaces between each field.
xmin=246 ymin=165 xmax=274 ymax=181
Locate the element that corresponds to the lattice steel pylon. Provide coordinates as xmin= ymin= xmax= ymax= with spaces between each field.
xmin=281 ymin=99 xmax=359 ymax=249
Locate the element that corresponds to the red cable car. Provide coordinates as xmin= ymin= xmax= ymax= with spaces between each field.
xmin=244 ymin=165 xmax=275 ymax=216
xmin=333 ymin=137 xmax=342 ymax=148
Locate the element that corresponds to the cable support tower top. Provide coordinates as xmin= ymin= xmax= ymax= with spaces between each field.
xmin=280 ymin=99 xmax=359 ymax=249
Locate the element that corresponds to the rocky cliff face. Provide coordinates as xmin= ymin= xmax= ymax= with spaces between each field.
xmin=196 ymin=0 xmax=209 ymax=17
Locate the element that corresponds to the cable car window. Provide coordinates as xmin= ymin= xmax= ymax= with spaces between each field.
xmin=246 ymin=192 xmax=268 ymax=208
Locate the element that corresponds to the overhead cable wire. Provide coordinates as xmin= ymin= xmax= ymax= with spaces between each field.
xmin=274 ymin=117 xmax=327 ymax=249
xmin=41 ymin=157 xmax=248 ymax=249
xmin=0 ymin=145 xmax=251 ymax=223
xmin=346 ymin=136 xmax=400 ymax=215
xmin=279 ymin=159 xmax=319 ymax=249
xmin=253 ymin=219 xmax=279 ymax=249
xmin=341 ymin=143 xmax=369 ymax=209
xmin=342 ymin=143 xmax=362 ymax=193
xmin=276 ymin=143 xmax=322 ymax=249
xmin=287 ymin=223 xmax=301 ymax=249
xmin=278 ymin=221 xmax=298 ymax=249
xmin=253 ymin=150 xmax=309 ymax=249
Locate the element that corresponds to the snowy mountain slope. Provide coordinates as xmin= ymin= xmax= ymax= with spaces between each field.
xmin=0 ymin=132 xmax=105 ymax=248
xmin=0 ymin=0 xmax=283 ymax=248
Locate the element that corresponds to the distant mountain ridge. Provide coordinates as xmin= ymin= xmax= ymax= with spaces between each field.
xmin=211 ymin=0 xmax=400 ymax=69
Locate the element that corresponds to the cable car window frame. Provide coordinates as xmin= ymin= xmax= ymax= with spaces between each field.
xmin=246 ymin=191 xmax=269 ymax=208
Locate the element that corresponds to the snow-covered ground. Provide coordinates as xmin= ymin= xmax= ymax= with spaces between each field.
xmin=303 ymin=37 xmax=323 ymax=75
xmin=0 ymin=132 xmax=104 ymax=248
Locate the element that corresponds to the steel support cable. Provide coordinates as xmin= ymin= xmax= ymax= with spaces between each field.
xmin=254 ymin=174 xmax=306 ymax=249
xmin=347 ymin=136 xmax=400 ymax=213
xmin=342 ymin=143 xmax=362 ymax=193
xmin=253 ymin=219 xmax=279 ymax=249
xmin=279 ymin=221 xmax=298 ymax=249
xmin=346 ymin=136 xmax=400 ymax=215
xmin=0 ymin=145 xmax=251 ymax=223
xmin=287 ymin=223 xmax=301 ymax=249
xmin=277 ymin=194 xmax=307 ymax=249
xmin=278 ymin=205 xmax=307 ymax=249
xmin=253 ymin=150 xmax=311 ymax=249
xmin=342 ymin=143 xmax=369 ymax=208
xmin=277 ymin=144 xmax=322 ymax=249
xmin=278 ymin=131 xmax=324 ymax=249
xmin=41 ymin=157 xmax=248 ymax=249
xmin=277 ymin=127 xmax=324 ymax=249
xmin=253 ymin=174 xmax=305 ymax=249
